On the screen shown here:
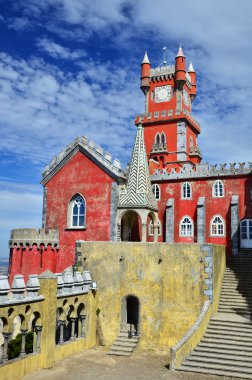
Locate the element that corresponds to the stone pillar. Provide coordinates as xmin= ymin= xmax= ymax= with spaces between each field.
xmin=70 ymin=318 xmax=77 ymax=341
xmin=165 ymin=199 xmax=174 ymax=242
xmin=110 ymin=183 xmax=118 ymax=241
xmin=197 ymin=197 xmax=205 ymax=243
xmin=42 ymin=187 xmax=48 ymax=228
xmin=34 ymin=326 xmax=43 ymax=353
xmin=20 ymin=329 xmax=28 ymax=358
xmin=80 ymin=315 xmax=87 ymax=338
xmin=141 ymin=223 xmax=147 ymax=242
xmin=117 ymin=223 xmax=121 ymax=242
xmin=2 ymin=332 xmax=11 ymax=363
xmin=231 ymin=195 xmax=239 ymax=256
xmin=58 ymin=321 xmax=65 ymax=344
xmin=153 ymin=224 xmax=158 ymax=243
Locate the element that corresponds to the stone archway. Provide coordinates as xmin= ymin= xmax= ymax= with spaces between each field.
xmin=120 ymin=211 xmax=141 ymax=242
xmin=120 ymin=295 xmax=140 ymax=334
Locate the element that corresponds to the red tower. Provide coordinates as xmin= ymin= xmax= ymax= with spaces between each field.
xmin=136 ymin=46 xmax=202 ymax=173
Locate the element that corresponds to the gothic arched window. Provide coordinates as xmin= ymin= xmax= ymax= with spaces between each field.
xmin=212 ymin=180 xmax=224 ymax=198
xmin=148 ymin=220 xmax=162 ymax=236
xmin=152 ymin=184 xmax=160 ymax=200
xmin=161 ymin=133 xmax=166 ymax=145
xmin=69 ymin=194 xmax=86 ymax=228
xmin=181 ymin=182 xmax=192 ymax=199
xmin=155 ymin=133 xmax=160 ymax=145
xmin=211 ymin=215 xmax=225 ymax=236
xmin=180 ymin=216 xmax=193 ymax=237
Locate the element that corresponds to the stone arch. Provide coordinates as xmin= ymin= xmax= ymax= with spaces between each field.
xmin=120 ymin=210 xmax=142 ymax=242
xmin=120 ymin=295 xmax=140 ymax=335
xmin=147 ymin=211 xmax=159 ymax=242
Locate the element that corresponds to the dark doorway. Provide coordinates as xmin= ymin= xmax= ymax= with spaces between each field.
xmin=121 ymin=211 xmax=141 ymax=241
xmin=127 ymin=296 xmax=139 ymax=326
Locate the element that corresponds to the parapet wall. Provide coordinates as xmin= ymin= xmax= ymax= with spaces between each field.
xmin=0 ymin=268 xmax=97 ymax=380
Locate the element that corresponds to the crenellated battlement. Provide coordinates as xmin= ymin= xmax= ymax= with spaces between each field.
xmin=151 ymin=161 xmax=252 ymax=181
xmin=41 ymin=136 xmax=125 ymax=185
xmin=135 ymin=109 xmax=200 ymax=132
xmin=9 ymin=228 xmax=59 ymax=248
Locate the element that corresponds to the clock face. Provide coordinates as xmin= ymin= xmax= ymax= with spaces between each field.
xmin=154 ymin=85 xmax=171 ymax=103
xmin=183 ymin=89 xmax=189 ymax=106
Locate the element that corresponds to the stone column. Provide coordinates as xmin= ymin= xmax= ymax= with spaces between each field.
xmin=165 ymin=199 xmax=174 ymax=242
xmin=34 ymin=326 xmax=43 ymax=353
xmin=117 ymin=223 xmax=121 ymax=242
xmin=58 ymin=320 xmax=65 ymax=344
xmin=197 ymin=197 xmax=205 ymax=243
xmin=20 ymin=329 xmax=28 ymax=358
xmin=231 ymin=195 xmax=239 ymax=256
xmin=153 ymin=224 xmax=158 ymax=242
xmin=70 ymin=318 xmax=77 ymax=341
xmin=141 ymin=223 xmax=147 ymax=242
xmin=2 ymin=332 xmax=11 ymax=363
xmin=80 ymin=315 xmax=87 ymax=338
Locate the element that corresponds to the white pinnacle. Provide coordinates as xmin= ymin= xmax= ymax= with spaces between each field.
xmin=142 ymin=51 xmax=150 ymax=64
xmin=188 ymin=61 xmax=195 ymax=72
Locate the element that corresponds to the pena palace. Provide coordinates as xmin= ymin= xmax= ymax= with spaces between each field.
xmin=8 ymin=46 xmax=252 ymax=282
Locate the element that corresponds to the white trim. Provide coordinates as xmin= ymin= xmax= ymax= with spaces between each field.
xmin=179 ymin=216 xmax=194 ymax=237
xmin=181 ymin=182 xmax=192 ymax=199
xmin=148 ymin=220 xmax=162 ymax=236
xmin=152 ymin=184 xmax=161 ymax=200
xmin=212 ymin=180 xmax=224 ymax=198
xmin=67 ymin=193 xmax=86 ymax=228
xmin=210 ymin=215 xmax=225 ymax=237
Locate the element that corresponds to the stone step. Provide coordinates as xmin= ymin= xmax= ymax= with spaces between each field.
xmin=186 ymin=355 xmax=252 ymax=369
xmin=201 ymin=337 xmax=252 ymax=347
xmin=107 ymin=350 xmax=131 ymax=356
xmin=180 ymin=360 xmax=252 ymax=374
xmin=209 ymin=319 xmax=252 ymax=327
xmin=203 ymin=332 xmax=252 ymax=343
xmin=193 ymin=347 xmax=252 ymax=358
xmin=220 ymin=298 xmax=252 ymax=304
xmin=206 ymin=328 xmax=252 ymax=338
xmin=109 ymin=345 xmax=133 ymax=352
xmin=177 ymin=365 xmax=252 ymax=379
xmin=113 ymin=341 xmax=138 ymax=348
xmin=197 ymin=342 xmax=252 ymax=354
xmin=115 ymin=337 xmax=139 ymax=343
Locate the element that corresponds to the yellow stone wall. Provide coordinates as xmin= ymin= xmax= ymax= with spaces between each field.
xmin=78 ymin=242 xmax=225 ymax=350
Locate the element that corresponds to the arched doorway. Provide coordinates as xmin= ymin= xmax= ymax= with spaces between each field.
xmin=121 ymin=295 xmax=140 ymax=335
xmin=121 ymin=211 xmax=141 ymax=241
xmin=240 ymin=219 xmax=252 ymax=249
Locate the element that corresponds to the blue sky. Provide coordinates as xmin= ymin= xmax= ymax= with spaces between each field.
xmin=0 ymin=0 xmax=252 ymax=258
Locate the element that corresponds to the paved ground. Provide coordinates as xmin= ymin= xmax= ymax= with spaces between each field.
xmin=23 ymin=347 xmax=237 ymax=380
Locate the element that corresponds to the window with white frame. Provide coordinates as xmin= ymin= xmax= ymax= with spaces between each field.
xmin=212 ymin=180 xmax=224 ymax=197
xmin=152 ymin=184 xmax=160 ymax=200
xmin=181 ymin=182 xmax=192 ymax=199
xmin=211 ymin=215 xmax=225 ymax=236
xmin=70 ymin=194 xmax=86 ymax=227
xmin=148 ymin=220 xmax=162 ymax=236
xmin=180 ymin=216 xmax=193 ymax=236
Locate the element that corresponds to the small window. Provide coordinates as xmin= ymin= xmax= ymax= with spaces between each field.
xmin=212 ymin=180 xmax=224 ymax=197
xmin=161 ymin=133 xmax=166 ymax=145
xmin=180 ymin=216 xmax=193 ymax=237
xmin=211 ymin=215 xmax=225 ymax=236
xmin=181 ymin=182 xmax=192 ymax=199
xmin=152 ymin=184 xmax=160 ymax=200
xmin=155 ymin=133 xmax=160 ymax=145
xmin=70 ymin=194 xmax=86 ymax=227
xmin=149 ymin=220 xmax=162 ymax=236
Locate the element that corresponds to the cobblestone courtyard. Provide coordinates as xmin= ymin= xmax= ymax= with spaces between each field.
xmin=23 ymin=347 xmax=237 ymax=380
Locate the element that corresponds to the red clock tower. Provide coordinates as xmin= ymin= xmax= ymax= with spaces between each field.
xmin=136 ymin=46 xmax=202 ymax=174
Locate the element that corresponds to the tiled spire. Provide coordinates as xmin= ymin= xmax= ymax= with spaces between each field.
xmin=119 ymin=123 xmax=157 ymax=210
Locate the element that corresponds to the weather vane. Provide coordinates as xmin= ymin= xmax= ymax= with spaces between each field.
xmin=163 ymin=46 xmax=167 ymax=65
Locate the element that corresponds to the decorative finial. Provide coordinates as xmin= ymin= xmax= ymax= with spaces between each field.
xmin=176 ymin=44 xmax=185 ymax=58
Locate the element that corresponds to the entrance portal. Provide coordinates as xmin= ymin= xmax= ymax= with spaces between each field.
xmin=127 ymin=296 xmax=139 ymax=326
xmin=121 ymin=211 xmax=141 ymax=241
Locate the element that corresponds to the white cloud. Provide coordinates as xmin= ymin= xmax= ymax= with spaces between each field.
xmin=37 ymin=38 xmax=86 ymax=61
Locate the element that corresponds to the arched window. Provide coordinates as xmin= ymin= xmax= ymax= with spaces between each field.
xmin=69 ymin=194 xmax=86 ymax=227
xmin=152 ymin=184 xmax=160 ymax=200
xmin=180 ymin=216 xmax=193 ymax=236
xmin=211 ymin=215 xmax=225 ymax=236
xmin=212 ymin=180 xmax=224 ymax=197
xmin=181 ymin=182 xmax=192 ymax=199
xmin=189 ymin=136 xmax=194 ymax=150
xmin=155 ymin=133 xmax=160 ymax=145
xmin=148 ymin=220 xmax=162 ymax=236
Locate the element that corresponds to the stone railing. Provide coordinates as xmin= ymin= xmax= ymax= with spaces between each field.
xmin=56 ymin=268 xmax=98 ymax=297
xmin=41 ymin=136 xmax=125 ymax=183
xmin=135 ymin=111 xmax=200 ymax=131
xmin=151 ymin=161 xmax=252 ymax=181
xmin=150 ymin=64 xmax=175 ymax=79
xmin=9 ymin=228 xmax=59 ymax=248
xmin=0 ymin=274 xmax=43 ymax=304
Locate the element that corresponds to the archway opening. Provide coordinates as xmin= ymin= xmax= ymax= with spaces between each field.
xmin=126 ymin=296 xmax=139 ymax=326
xmin=121 ymin=211 xmax=141 ymax=241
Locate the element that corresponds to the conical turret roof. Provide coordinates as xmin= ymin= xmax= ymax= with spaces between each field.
xmin=188 ymin=61 xmax=195 ymax=72
xmin=118 ymin=124 xmax=157 ymax=210
xmin=142 ymin=51 xmax=150 ymax=64
xmin=176 ymin=44 xmax=185 ymax=57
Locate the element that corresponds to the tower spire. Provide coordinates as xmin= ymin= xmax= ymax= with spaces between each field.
xmin=176 ymin=44 xmax=185 ymax=58
xmin=142 ymin=51 xmax=150 ymax=64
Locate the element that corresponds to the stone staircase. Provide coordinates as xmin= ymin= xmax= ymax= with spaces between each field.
xmin=177 ymin=257 xmax=252 ymax=379
xmin=107 ymin=331 xmax=140 ymax=356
